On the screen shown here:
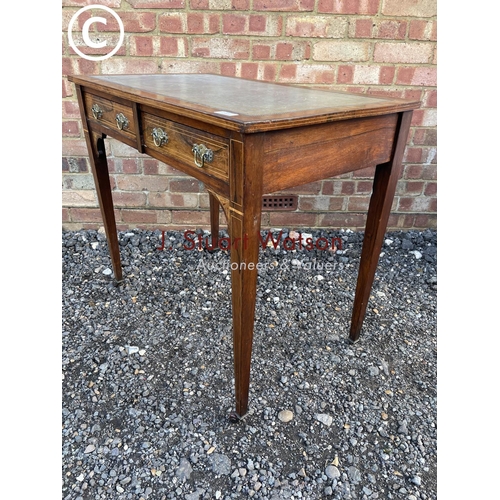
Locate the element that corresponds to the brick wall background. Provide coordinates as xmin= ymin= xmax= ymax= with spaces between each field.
xmin=62 ymin=0 xmax=437 ymax=231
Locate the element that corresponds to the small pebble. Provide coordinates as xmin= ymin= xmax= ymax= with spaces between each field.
xmin=125 ymin=345 xmax=139 ymax=355
xmin=278 ymin=409 xmax=294 ymax=422
xmin=315 ymin=413 xmax=333 ymax=426
xmin=348 ymin=466 xmax=362 ymax=484
xmin=210 ymin=454 xmax=231 ymax=475
xmin=325 ymin=465 xmax=340 ymax=479
xmin=412 ymin=475 xmax=422 ymax=486
xmin=175 ymin=458 xmax=192 ymax=481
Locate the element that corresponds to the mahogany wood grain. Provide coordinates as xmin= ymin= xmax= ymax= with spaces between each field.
xmin=349 ymin=111 xmax=413 ymax=343
xmin=81 ymin=118 xmax=138 ymax=150
xmin=139 ymin=103 xmax=234 ymax=140
xmin=142 ymin=143 xmax=231 ymax=199
xmin=228 ymin=133 xmax=265 ymax=417
xmin=75 ymin=85 xmax=123 ymax=282
xmin=83 ymin=92 xmax=137 ymax=141
xmin=141 ymin=112 xmax=230 ymax=181
xmin=262 ymin=114 xmax=398 ymax=193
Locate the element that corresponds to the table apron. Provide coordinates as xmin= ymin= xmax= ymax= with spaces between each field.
xmin=262 ymin=113 xmax=399 ymax=193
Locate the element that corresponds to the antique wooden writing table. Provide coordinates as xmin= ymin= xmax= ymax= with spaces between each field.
xmin=68 ymin=74 xmax=419 ymax=420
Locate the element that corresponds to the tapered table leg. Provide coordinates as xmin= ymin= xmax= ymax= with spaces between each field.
xmin=84 ymin=130 xmax=123 ymax=282
xmin=228 ymin=136 xmax=264 ymax=419
xmin=208 ymin=191 xmax=220 ymax=249
xmin=75 ymin=84 xmax=122 ymax=282
xmin=349 ymin=111 xmax=413 ymax=343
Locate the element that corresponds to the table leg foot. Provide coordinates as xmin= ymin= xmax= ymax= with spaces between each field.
xmin=228 ymin=412 xmax=241 ymax=424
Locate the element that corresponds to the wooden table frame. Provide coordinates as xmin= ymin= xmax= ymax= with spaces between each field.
xmin=68 ymin=74 xmax=419 ymax=420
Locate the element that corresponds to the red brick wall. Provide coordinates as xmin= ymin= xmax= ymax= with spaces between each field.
xmin=62 ymin=0 xmax=437 ymax=231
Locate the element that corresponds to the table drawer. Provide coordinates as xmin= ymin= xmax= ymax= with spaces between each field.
xmin=83 ymin=92 xmax=137 ymax=140
xmin=142 ymin=113 xmax=229 ymax=181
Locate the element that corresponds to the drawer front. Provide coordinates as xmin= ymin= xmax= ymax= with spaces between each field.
xmin=84 ymin=93 xmax=136 ymax=139
xmin=142 ymin=113 xmax=229 ymax=180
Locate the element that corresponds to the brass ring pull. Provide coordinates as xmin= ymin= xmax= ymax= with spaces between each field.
xmin=192 ymin=144 xmax=214 ymax=168
xmin=152 ymin=127 xmax=168 ymax=147
xmin=116 ymin=113 xmax=129 ymax=131
xmin=91 ymin=104 xmax=103 ymax=120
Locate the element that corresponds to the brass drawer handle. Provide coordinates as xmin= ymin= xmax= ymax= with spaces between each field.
xmin=152 ymin=127 xmax=168 ymax=147
xmin=116 ymin=113 xmax=129 ymax=131
xmin=91 ymin=103 xmax=103 ymax=120
xmin=192 ymin=144 xmax=214 ymax=168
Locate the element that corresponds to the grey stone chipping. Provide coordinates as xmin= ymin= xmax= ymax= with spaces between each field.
xmin=62 ymin=228 xmax=437 ymax=499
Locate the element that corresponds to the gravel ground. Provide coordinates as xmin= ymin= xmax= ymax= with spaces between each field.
xmin=62 ymin=227 xmax=437 ymax=500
